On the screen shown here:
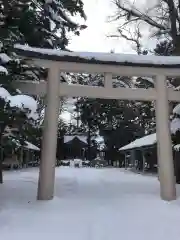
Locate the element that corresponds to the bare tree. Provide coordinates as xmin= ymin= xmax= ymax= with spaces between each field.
xmin=111 ymin=0 xmax=180 ymax=55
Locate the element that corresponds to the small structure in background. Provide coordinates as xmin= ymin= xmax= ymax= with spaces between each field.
xmin=119 ymin=134 xmax=180 ymax=182
xmin=63 ymin=135 xmax=88 ymax=160
xmin=57 ymin=135 xmax=102 ymax=168
xmin=119 ymin=133 xmax=157 ymax=173
xmin=1 ymin=126 xmax=40 ymax=170
xmin=56 ymin=135 xmax=89 ymax=167
xmin=120 ymin=105 xmax=180 ymax=181
xmin=2 ymin=140 xmax=40 ymax=169
xmin=56 ymin=135 xmax=101 ymax=165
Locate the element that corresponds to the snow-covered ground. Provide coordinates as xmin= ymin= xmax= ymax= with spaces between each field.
xmin=1 ymin=167 xmax=180 ymax=240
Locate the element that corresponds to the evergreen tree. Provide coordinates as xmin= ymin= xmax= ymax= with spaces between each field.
xmin=0 ymin=53 xmax=40 ymax=182
xmin=0 ymin=0 xmax=86 ymax=49
xmin=0 ymin=0 xmax=86 ymax=181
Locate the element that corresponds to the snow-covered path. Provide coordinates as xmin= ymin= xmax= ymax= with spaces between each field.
xmin=0 ymin=167 xmax=180 ymax=240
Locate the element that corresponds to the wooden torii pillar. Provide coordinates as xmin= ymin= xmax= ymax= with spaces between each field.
xmin=155 ymin=75 xmax=176 ymax=200
xmin=37 ymin=66 xmax=60 ymax=200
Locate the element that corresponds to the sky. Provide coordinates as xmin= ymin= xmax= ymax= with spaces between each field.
xmin=69 ymin=0 xmax=134 ymax=53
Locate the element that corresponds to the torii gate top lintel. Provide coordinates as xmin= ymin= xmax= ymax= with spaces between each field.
xmin=14 ymin=44 xmax=180 ymax=77
xmin=14 ymin=44 xmax=180 ymax=103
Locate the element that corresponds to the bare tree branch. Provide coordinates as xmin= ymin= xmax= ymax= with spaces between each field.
xmin=114 ymin=0 xmax=167 ymax=30
xmin=109 ymin=26 xmax=142 ymax=55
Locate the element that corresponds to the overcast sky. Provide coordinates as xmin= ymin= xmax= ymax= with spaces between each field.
xmin=69 ymin=0 xmax=134 ymax=53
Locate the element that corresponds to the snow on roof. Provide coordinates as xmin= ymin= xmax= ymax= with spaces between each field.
xmin=120 ymin=117 xmax=180 ymax=151
xmin=0 ymin=87 xmax=38 ymax=120
xmin=14 ymin=44 xmax=180 ymax=68
xmin=64 ymin=135 xmax=87 ymax=144
xmin=24 ymin=141 xmax=40 ymax=151
xmin=15 ymin=139 xmax=40 ymax=151
xmin=4 ymin=130 xmax=40 ymax=151
xmin=120 ymin=133 xmax=156 ymax=151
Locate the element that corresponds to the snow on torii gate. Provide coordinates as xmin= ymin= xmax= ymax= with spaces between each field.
xmin=14 ymin=44 xmax=180 ymax=201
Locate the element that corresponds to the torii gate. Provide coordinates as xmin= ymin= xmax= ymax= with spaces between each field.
xmin=15 ymin=44 xmax=180 ymax=201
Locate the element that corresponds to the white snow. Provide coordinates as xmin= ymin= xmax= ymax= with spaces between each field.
xmin=64 ymin=135 xmax=87 ymax=144
xmin=15 ymin=44 xmax=180 ymax=66
xmin=0 ymin=87 xmax=38 ymax=120
xmin=0 ymin=53 xmax=11 ymax=63
xmin=175 ymin=86 xmax=180 ymax=91
xmin=8 ymin=94 xmax=38 ymax=120
xmin=73 ymin=158 xmax=83 ymax=167
xmin=174 ymin=144 xmax=180 ymax=151
xmin=0 ymin=66 xmax=8 ymax=74
xmin=0 ymin=87 xmax=11 ymax=98
xmin=171 ymin=118 xmax=180 ymax=134
xmin=84 ymin=160 xmax=90 ymax=164
xmin=1 ymin=167 xmax=180 ymax=240
xmin=173 ymin=104 xmax=180 ymax=115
